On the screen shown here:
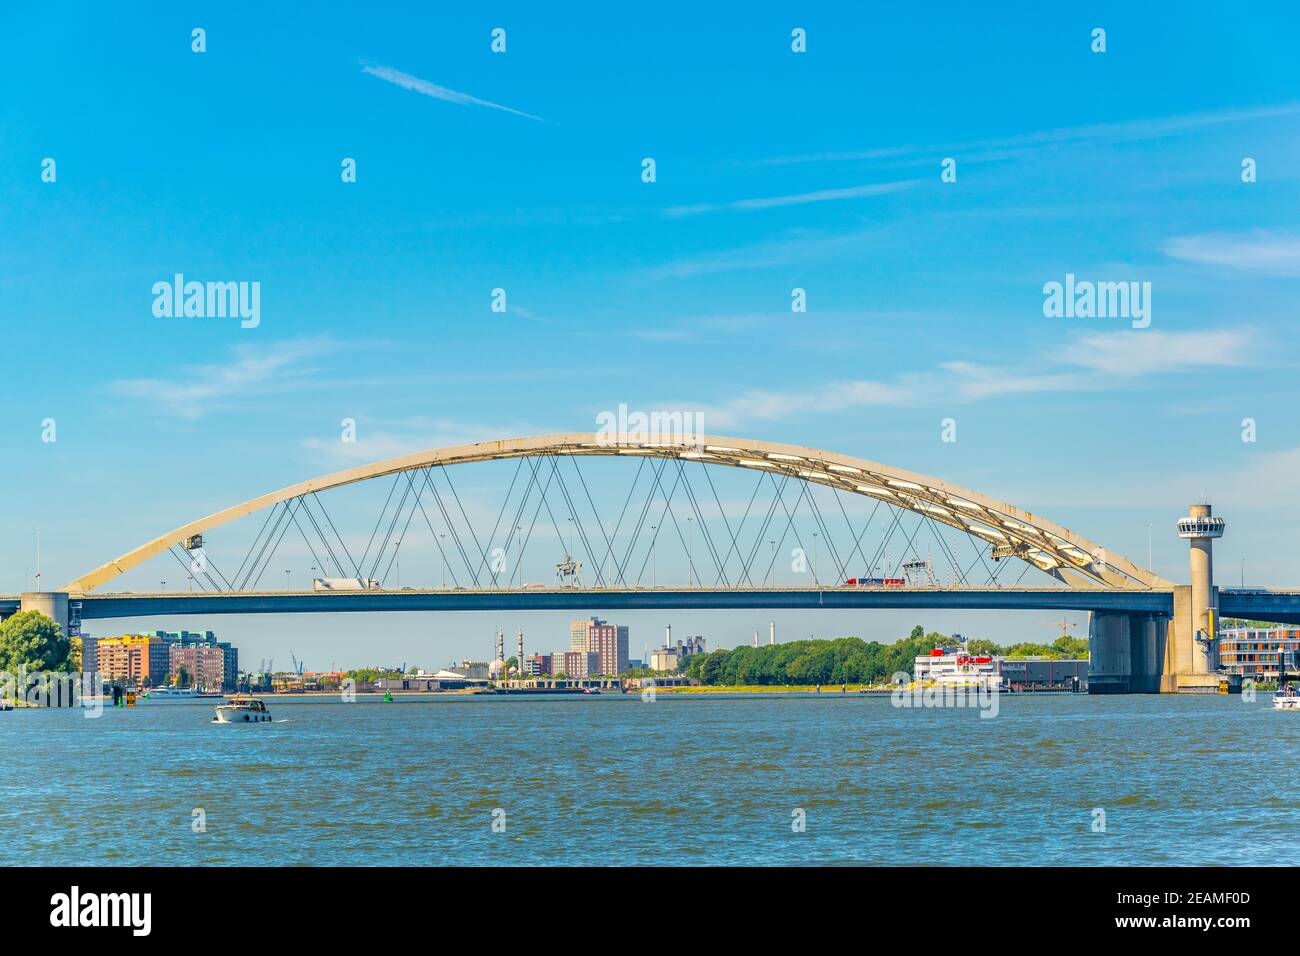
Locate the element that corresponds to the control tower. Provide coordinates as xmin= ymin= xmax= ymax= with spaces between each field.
xmin=1173 ymin=503 xmax=1226 ymax=689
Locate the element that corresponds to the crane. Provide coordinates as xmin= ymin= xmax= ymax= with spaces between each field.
xmin=1040 ymin=617 xmax=1079 ymax=639
xmin=290 ymin=650 xmax=302 ymax=675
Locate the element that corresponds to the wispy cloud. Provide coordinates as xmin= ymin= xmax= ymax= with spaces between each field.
xmin=301 ymin=416 xmax=546 ymax=466
xmin=108 ymin=338 xmax=343 ymax=420
xmin=673 ymin=379 xmax=917 ymax=430
xmin=1054 ymin=329 xmax=1255 ymax=377
xmin=945 ymin=329 xmax=1256 ymax=400
xmin=361 ymin=63 xmax=544 ymax=122
xmin=664 ymin=179 xmax=922 ymax=217
xmin=1162 ymin=231 xmax=1300 ymax=278
xmin=670 ymin=327 xmax=1257 ymax=427
xmin=940 ymin=362 xmax=1092 ymax=401
xmin=748 ymin=103 xmax=1300 ymax=167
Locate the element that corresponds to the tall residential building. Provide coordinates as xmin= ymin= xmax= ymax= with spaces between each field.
xmin=169 ymin=643 xmax=230 ymax=692
xmin=1219 ymin=625 xmax=1300 ymax=680
xmin=80 ymin=635 xmax=99 ymax=674
xmin=155 ymin=629 xmax=217 ymax=643
xmin=95 ymin=635 xmax=172 ymax=689
xmin=161 ymin=631 xmax=238 ymax=691
xmin=571 ymin=617 xmax=629 ymax=675
xmin=553 ymin=650 xmax=600 ymax=678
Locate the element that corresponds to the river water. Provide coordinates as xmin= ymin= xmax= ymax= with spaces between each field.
xmin=2 ymin=692 xmax=1289 ymax=866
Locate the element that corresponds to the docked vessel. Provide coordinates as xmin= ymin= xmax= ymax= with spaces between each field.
xmin=910 ymin=642 xmax=1005 ymax=692
xmin=140 ymin=685 xmax=200 ymax=703
xmin=214 ymin=696 xmax=272 ymax=723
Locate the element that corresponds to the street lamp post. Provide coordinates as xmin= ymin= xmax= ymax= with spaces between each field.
xmin=769 ymin=540 xmax=775 ymax=587
xmin=285 ymin=570 xmax=291 ymax=591
xmin=650 ymin=525 xmax=657 ymax=588
xmin=812 ymin=532 xmax=820 ymax=586
xmin=440 ymin=533 xmax=447 ymax=588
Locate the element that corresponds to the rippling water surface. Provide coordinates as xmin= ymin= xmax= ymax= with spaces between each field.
xmin=2 ymin=693 xmax=1290 ymax=865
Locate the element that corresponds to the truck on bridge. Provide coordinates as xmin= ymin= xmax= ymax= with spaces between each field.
xmin=312 ymin=577 xmax=382 ymax=591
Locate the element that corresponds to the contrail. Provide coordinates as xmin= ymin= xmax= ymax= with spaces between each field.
xmin=361 ymin=63 xmax=544 ymax=122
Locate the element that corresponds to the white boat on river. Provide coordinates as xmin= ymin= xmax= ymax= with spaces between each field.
xmin=214 ymin=696 xmax=272 ymax=723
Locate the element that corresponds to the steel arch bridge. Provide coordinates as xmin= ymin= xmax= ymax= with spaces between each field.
xmin=64 ymin=433 xmax=1170 ymax=596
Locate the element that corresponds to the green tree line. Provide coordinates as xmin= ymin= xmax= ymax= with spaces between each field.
xmin=681 ymin=626 xmax=1089 ymax=686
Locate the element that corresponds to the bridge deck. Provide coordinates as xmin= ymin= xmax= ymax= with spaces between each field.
xmin=2 ymin=585 xmax=1174 ymax=619
xmin=4 ymin=587 xmax=1299 ymax=622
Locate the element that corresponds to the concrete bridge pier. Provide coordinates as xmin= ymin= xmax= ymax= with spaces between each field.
xmin=18 ymin=591 xmax=70 ymax=634
xmin=1167 ymin=503 xmax=1226 ymax=693
xmin=1088 ymin=611 xmax=1166 ymax=693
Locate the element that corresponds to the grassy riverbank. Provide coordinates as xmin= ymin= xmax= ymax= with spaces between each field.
xmin=657 ymin=683 xmax=893 ymax=694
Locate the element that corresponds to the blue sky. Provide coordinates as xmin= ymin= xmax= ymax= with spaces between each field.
xmin=2 ymin=2 xmax=1298 ymax=668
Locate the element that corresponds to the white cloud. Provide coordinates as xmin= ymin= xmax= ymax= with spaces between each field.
xmin=361 ymin=63 xmax=544 ymax=122
xmin=301 ymin=417 xmax=547 ymax=466
xmin=1162 ymin=231 xmax=1300 ymax=277
xmin=940 ymin=329 xmax=1254 ymax=400
xmin=1054 ymin=329 xmax=1254 ymax=376
xmin=751 ymin=103 xmax=1300 ymax=167
xmin=642 ymin=327 xmax=1256 ymax=430
xmin=108 ymin=338 xmax=342 ymax=420
xmin=679 ymin=379 xmax=915 ymax=430
xmin=941 ymin=362 xmax=1091 ymax=401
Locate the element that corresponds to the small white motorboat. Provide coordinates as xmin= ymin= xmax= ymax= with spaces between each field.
xmin=1273 ymin=685 xmax=1300 ymax=711
xmin=214 ymin=696 xmax=271 ymax=723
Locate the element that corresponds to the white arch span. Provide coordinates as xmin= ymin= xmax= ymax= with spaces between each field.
xmin=64 ymin=434 xmax=1172 ymax=593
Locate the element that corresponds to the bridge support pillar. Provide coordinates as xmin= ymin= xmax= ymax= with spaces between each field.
xmin=1169 ymin=503 xmax=1226 ymax=693
xmin=19 ymin=591 xmax=70 ymax=635
xmin=1088 ymin=611 xmax=1166 ymax=694
xmin=1163 ymin=584 xmax=1222 ymax=693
